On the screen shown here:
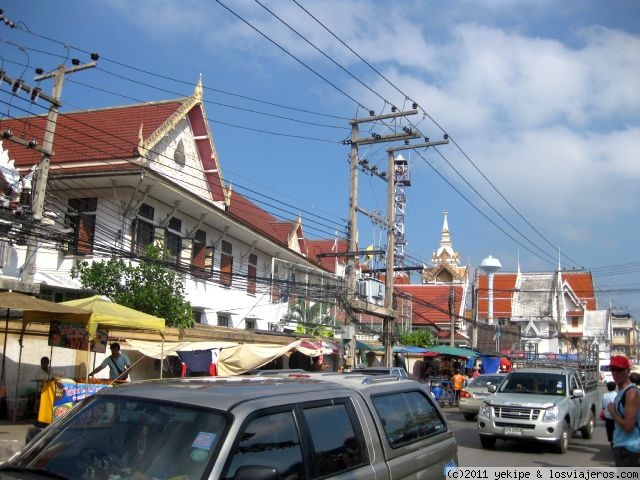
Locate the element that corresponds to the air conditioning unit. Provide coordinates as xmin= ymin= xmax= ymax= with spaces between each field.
xmin=357 ymin=278 xmax=385 ymax=306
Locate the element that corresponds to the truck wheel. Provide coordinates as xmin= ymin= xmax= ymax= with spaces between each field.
xmin=463 ymin=413 xmax=476 ymax=421
xmin=553 ymin=422 xmax=569 ymax=453
xmin=580 ymin=411 xmax=595 ymax=439
xmin=480 ymin=435 xmax=496 ymax=449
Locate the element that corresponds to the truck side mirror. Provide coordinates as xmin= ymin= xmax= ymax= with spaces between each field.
xmin=571 ymin=388 xmax=584 ymax=398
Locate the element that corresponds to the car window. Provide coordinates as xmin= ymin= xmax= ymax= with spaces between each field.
xmin=17 ymin=396 xmax=227 ymax=480
xmin=468 ymin=375 xmax=503 ymax=388
xmin=372 ymin=390 xmax=446 ymax=447
xmin=224 ymin=410 xmax=304 ymax=480
xmin=499 ymin=373 xmax=565 ymax=395
xmin=303 ymin=402 xmax=367 ymax=476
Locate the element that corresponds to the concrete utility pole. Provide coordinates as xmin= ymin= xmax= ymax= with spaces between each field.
xmin=21 ymin=60 xmax=96 ymax=284
xmin=344 ymin=110 xmax=419 ymax=368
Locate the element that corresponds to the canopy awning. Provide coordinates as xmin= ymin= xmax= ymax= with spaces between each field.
xmin=422 ymin=345 xmax=479 ymax=358
xmin=62 ymin=295 xmax=165 ymax=336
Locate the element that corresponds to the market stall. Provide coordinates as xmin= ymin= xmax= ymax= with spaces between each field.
xmin=0 ymin=292 xmax=92 ymax=422
xmin=31 ymin=296 xmax=165 ymax=426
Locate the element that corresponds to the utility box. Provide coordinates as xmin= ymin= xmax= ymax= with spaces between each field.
xmin=357 ymin=278 xmax=385 ymax=306
xmin=341 ymin=325 xmax=355 ymax=340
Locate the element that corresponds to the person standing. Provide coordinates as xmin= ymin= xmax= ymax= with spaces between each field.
xmin=451 ymin=369 xmax=466 ymax=404
xmin=471 ymin=366 xmax=480 ymax=379
xmin=88 ymin=343 xmax=132 ymax=381
xmin=36 ymin=356 xmax=50 ymax=381
xmin=601 ymin=381 xmax=617 ymax=446
xmin=606 ymin=355 xmax=640 ymax=467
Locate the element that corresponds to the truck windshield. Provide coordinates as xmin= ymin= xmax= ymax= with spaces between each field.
xmin=12 ymin=395 xmax=228 ymax=480
xmin=498 ymin=372 xmax=566 ymax=396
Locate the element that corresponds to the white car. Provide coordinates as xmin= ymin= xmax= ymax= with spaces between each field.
xmin=600 ymin=364 xmax=613 ymax=384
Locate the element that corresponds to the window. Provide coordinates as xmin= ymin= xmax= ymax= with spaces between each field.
xmin=372 ymin=390 xmax=446 ymax=447
xmin=224 ymin=411 xmax=303 ymax=480
xmin=173 ymin=139 xmax=186 ymax=166
xmin=245 ymin=319 xmax=256 ymax=330
xmin=220 ymin=240 xmax=233 ymax=287
xmin=571 ymin=317 xmax=579 ymax=328
xmin=217 ymin=314 xmax=229 ymax=327
xmin=498 ymin=317 xmax=509 ymax=326
xmin=247 ymin=253 xmax=257 ymax=295
xmin=133 ymin=203 xmax=154 ymax=255
xmin=66 ymin=198 xmax=97 ymax=254
xmin=302 ymin=402 xmax=366 ymax=475
xmin=192 ymin=310 xmax=203 ymax=324
xmin=164 ymin=217 xmax=182 ymax=263
xmin=191 ymin=229 xmax=207 ymax=274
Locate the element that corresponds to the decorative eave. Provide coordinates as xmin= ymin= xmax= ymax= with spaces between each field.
xmin=561 ymin=280 xmax=585 ymax=311
xmin=136 ymin=80 xmax=203 ymax=158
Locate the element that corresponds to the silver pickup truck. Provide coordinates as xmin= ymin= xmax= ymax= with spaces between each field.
xmin=477 ymin=352 xmax=599 ymax=454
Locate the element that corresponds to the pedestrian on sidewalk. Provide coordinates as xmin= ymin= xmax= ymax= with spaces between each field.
xmin=601 ymin=381 xmax=616 ymax=446
xmin=606 ymin=355 xmax=640 ymax=467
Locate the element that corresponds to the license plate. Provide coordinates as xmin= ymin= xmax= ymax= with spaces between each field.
xmin=505 ymin=427 xmax=522 ymax=435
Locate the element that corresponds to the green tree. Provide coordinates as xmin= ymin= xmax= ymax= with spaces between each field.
xmin=281 ymin=299 xmax=335 ymax=338
xmin=397 ymin=329 xmax=436 ymax=348
xmin=71 ymin=245 xmax=194 ymax=328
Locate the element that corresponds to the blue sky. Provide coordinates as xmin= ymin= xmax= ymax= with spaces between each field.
xmin=2 ymin=1 xmax=640 ymax=316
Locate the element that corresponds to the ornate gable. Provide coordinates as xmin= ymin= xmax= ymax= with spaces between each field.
xmin=137 ymin=78 xmax=228 ymax=208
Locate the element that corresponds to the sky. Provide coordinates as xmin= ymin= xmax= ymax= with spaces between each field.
xmin=2 ymin=1 xmax=640 ymax=317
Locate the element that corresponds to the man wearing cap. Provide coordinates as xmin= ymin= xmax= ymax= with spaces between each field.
xmin=606 ymin=355 xmax=640 ymax=467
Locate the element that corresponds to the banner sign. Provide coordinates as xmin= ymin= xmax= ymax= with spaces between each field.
xmin=48 ymin=321 xmax=108 ymax=353
xmin=39 ymin=379 xmax=111 ymax=423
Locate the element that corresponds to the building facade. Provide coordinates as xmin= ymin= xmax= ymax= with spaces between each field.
xmin=0 ymin=81 xmax=345 ymax=332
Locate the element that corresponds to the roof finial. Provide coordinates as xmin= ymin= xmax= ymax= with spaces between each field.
xmin=194 ymin=74 xmax=203 ymax=100
xmin=440 ymin=210 xmax=451 ymax=248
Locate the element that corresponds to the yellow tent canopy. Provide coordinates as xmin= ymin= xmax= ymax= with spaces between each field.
xmin=61 ymin=295 xmax=165 ymax=336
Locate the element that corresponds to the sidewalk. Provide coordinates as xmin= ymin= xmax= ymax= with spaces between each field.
xmin=0 ymin=419 xmax=31 ymax=462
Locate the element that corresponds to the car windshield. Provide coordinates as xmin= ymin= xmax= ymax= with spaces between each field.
xmin=498 ymin=372 xmax=565 ymax=396
xmin=468 ymin=375 xmax=504 ymax=388
xmin=12 ymin=395 xmax=228 ymax=480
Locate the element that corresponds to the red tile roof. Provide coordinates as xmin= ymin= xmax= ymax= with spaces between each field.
xmin=476 ymin=273 xmax=518 ymax=317
xmin=305 ymin=239 xmax=348 ymax=273
xmin=2 ymin=102 xmax=183 ymax=167
xmin=562 ymin=271 xmax=596 ymax=310
xmin=396 ymin=284 xmax=465 ymax=325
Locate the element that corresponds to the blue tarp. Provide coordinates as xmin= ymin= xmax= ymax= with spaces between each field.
xmin=481 ymin=356 xmax=500 ymax=374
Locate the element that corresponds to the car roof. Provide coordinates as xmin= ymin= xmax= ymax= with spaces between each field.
xmin=99 ymin=373 xmax=416 ymax=411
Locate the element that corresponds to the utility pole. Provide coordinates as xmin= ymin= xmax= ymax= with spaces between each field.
xmin=21 ymin=60 xmax=97 ymax=285
xmin=344 ymin=110 xmax=419 ymax=368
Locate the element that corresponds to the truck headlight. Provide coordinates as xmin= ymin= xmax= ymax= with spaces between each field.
xmin=479 ymin=402 xmax=491 ymax=417
xmin=542 ymin=406 xmax=559 ymax=422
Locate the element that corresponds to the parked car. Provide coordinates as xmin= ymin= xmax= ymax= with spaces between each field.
xmin=458 ymin=374 xmax=505 ymax=420
xmin=351 ymin=367 xmax=409 ymax=379
xmin=7 ymin=373 xmax=457 ymax=479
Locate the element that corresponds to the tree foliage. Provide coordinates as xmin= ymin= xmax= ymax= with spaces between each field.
xmin=71 ymin=246 xmax=194 ymax=328
xmin=397 ymin=329 xmax=436 ymax=348
xmin=281 ymin=299 xmax=335 ymax=338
